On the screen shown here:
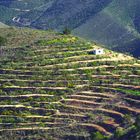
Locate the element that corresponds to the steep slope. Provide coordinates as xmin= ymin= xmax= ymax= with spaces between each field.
xmin=0 ymin=27 xmax=140 ymax=139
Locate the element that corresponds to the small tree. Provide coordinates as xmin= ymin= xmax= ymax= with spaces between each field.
xmin=91 ymin=132 xmax=106 ymax=140
xmin=63 ymin=27 xmax=71 ymax=35
xmin=114 ymin=127 xmax=125 ymax=138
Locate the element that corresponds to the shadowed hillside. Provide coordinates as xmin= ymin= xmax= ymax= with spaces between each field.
xmin=73 ymin=0 xmax=140 ymax=57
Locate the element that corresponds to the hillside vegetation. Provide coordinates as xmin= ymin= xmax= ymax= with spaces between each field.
xmin=0 ymin=27 xmax=140 ymax=140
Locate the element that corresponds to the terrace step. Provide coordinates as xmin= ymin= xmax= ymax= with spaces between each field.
xmin=77 ymin=123 xmax=112 ymax=135
xmin=98 ymin=120 xmax=120 ymax=133
xmin=101 ymin=84 xmax=140 ymax=90
xmin=0 ymin=127 xmax=51 ymax=131
xmin=0 ymin=122 xmax=67 ymax=128
xmin=76 ymin=91 xmax=115 ymax=98
xmin=0 ymin=69 xmax=33 ymax=75
xmin=61 ymin=99 xmax=103 ymax=107
xmin=27 ymin=55 xmax=132 ymax=68
xmin=1 ymin=86 xmax=67 ymax=90
xmin=125 ymin=98 xmax=140 ymax=108
xmin=0 ymin=94 xmax=54 ymax=99
xmin=55 ymin=112 xmax=86 ymax=118
xmin=126 ymin=94 xmax=140 ymax=100
xmin=66 ymin=95 xmax=112 ymax=101
xmin=63 ymin=105 xmax=124 ymax=118
xmin=105 ymin=105 xmax=140 ymax=115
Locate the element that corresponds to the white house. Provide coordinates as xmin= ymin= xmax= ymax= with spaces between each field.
xmin=93 ymin=48 xmax=104 ymax=55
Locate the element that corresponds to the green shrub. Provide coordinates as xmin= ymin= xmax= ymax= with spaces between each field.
xmin=0 ymin=36 xmax=7 ymax=46
xmin=91 ymin=132 xmax=107 ymax=140
xmin=114 ymin=127 xmax=125 ymax=138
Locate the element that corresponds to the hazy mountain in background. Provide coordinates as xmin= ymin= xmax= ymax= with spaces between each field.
xmin=0 ymin=0 xmax=140 ymax=57
xmin=73 ymin=0 xmax=140 ymax=57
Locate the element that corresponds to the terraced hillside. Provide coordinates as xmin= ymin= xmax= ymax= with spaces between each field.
xmin=0 ymin=27 xmax=140 ymax=140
